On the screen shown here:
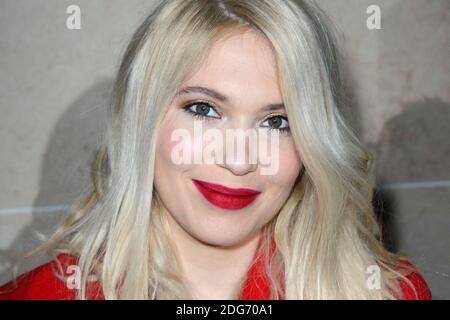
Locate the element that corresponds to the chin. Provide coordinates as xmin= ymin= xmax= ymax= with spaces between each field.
xmin=191 ymin=229 xmax=252 ymax=248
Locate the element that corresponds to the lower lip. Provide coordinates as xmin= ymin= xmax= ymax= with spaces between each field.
xmin=192 ymin=179 xmax=261 ymax=210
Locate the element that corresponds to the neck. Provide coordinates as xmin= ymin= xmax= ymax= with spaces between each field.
xmin=163 ymin=208 xmax=261 ymax=299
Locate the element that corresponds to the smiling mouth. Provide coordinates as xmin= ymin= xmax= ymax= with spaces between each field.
xmin=192 ymin=179 xmax=261 ymax=210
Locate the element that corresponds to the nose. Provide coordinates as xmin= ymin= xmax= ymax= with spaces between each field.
xmin=218 ymin=158 xmax=258 ymax=176
xmin=217 ymin=128 xmax=258 ymax=176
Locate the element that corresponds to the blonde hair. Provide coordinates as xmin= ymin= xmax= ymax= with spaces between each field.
xmin=9 ymin=0 xmax=418 ymax=299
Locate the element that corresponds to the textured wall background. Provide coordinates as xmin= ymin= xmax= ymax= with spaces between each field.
xmin=0 ymin=0 xmax=449 ymax=298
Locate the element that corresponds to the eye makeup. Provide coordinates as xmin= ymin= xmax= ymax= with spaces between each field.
xmin=178 ymin=99 xmax=290 ymax=133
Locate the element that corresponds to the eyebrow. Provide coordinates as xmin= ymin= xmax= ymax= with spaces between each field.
xmin=175 ymin=86 xmax=285 ymax=112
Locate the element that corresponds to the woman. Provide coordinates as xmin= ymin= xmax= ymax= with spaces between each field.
xmin=0 ymin=0 xmax=431 ymax=299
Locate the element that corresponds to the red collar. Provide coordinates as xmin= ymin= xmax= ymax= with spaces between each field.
xmin=0 ymin=243 xmax=431 ymax=300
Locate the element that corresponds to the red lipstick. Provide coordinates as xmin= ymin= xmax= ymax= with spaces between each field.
xmin=192 ymin=179 xmax=261 ymax=210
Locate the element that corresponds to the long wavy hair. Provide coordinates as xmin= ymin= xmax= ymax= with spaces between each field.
xmin=9 ymin=0 xmax=418 ymax=299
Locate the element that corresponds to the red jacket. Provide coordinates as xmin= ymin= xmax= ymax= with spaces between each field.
xmin=0 ymin=252 xmax=431 ymax=300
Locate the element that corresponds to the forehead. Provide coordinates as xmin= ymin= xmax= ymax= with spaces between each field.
xmin=181 ymin=29 xmax=283 ymax=107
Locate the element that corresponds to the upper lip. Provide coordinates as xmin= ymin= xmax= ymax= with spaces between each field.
xmin=192 ymin=179 xmax=261 ymax=196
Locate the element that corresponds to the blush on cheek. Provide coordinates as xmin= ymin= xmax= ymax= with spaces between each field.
xmin=158 ymin=122 xmax=180 ymax=163
xmin=276 ymin=144 xmax=303 ymax=184
xmin=157 ymin=112 xmax=207 ymax=169
xmin=165 ymin=123 xmax=219 ymax=167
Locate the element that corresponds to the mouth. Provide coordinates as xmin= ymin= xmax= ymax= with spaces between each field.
xmin=192 ymin=179 xmax=261 ymax=210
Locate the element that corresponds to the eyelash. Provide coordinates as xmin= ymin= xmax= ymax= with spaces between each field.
xmin=181 ymin=100 xmax=220 ymax=121
xmin=180 ymin=100 xmax=290 ymax=133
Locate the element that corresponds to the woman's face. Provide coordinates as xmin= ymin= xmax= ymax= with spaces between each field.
xmin=154 ymin=29 xmax=302 ymax=247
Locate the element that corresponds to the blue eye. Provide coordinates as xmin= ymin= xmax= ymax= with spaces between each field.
xmin=261 ymin=115 xmax=290 ymax=132
xmin=183 ymin=102 xmax=220 ymax=119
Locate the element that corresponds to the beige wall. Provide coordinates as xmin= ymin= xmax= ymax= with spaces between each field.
xmin=1 ymin=0 xmax=449 ymax=298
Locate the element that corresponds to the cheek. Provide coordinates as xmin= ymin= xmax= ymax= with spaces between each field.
xmin=272 ymin=139 xmax=303 ymax=187
xmin=154 ymin=111 xmax=192 ymax=202
xmin=155 ymin=111 xmax=201 ymax=171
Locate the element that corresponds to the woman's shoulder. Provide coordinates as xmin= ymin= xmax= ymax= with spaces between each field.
xmin=0 ymin=253 xmax=103 ymax=300
xmin=396 ymin=258 xmax=432 ymax=300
